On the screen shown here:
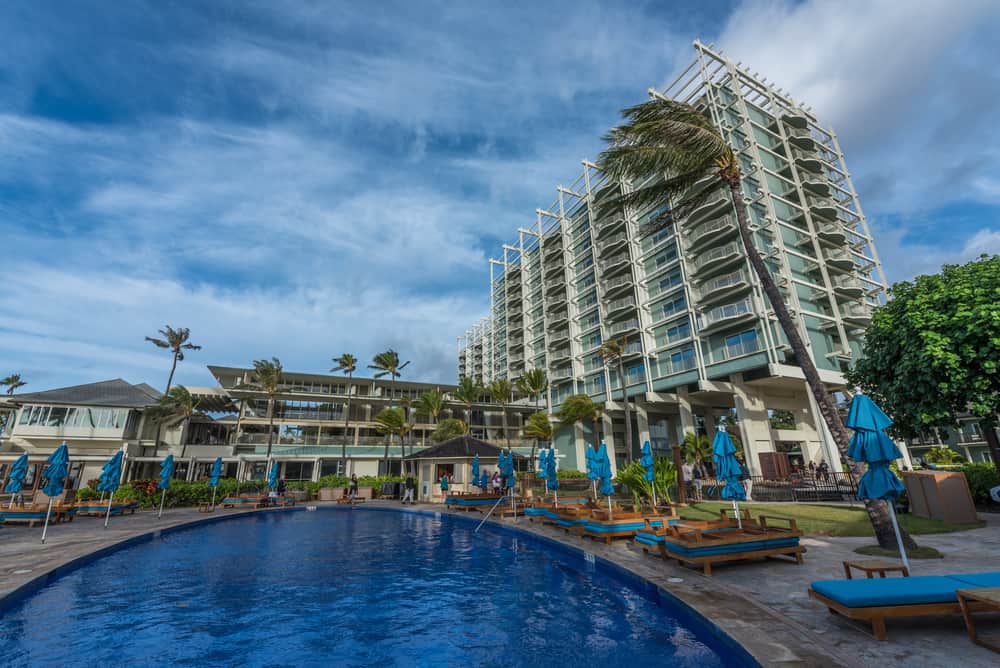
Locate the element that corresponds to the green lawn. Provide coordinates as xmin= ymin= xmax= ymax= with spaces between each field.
xmin=678 ymin=502 xmax=983 ymax=537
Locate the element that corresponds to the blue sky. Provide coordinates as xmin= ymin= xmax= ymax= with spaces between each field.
xmin=2 ymin=0 xmax=999 ymax=393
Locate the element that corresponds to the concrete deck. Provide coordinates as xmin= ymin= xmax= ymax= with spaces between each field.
xmin=1 ymin=503 xmax=998 ymax=667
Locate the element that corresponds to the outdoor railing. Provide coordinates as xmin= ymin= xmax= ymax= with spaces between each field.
xmin=696 ymin=472 xmax=858 ymax=503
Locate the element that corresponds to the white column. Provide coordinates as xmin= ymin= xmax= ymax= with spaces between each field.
xmin=806 ymin=388 xmax=843 ymax=472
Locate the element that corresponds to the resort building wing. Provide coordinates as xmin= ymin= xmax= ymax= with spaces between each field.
xmin=458 ymin=41 xmax=897 ymax=476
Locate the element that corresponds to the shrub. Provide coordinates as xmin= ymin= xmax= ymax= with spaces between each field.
xmin=961 ymin=463 xmax=999 ymax=505
xmin=555 ymin=469 xmax=587 ymax=479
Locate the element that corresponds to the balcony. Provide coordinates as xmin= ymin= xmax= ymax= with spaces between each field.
xmin=550 ymin=367 xmax=575 ymax=382
xmin=622 ymin=340 xmax=645 ymax=358
xmin=548 ymin=309 xmax=570 ymax=327
xmin=549 ymin=347 xmax=573 ymax=363
xmin=791 ymin=147 xmax=825 ymax=174
xmin=695 ymin=269 xmax=750 ymax=303
xmin=600 ymin=253 xmax=631 ymax=275
xmin=545 ymin=276 xmax=567 ymax=293
xmin=687 ymin=215 xmax=738 ymax=250
xmin=602 ymin=273 xmax=634 ymax=297
xmin=840 ymin=302 xmax=872 ymax=326
xmin=598 ymin=232 xmax=629 ymax=256
xmin=817 ymin=220 xmax=847 ymax=245
xmin=830 ymin=275 xmax=864 ymax=298
xmin=508 ymin=337 xmax=524 ymax=351
xmin=807 ymin=195 xmax=838 ymax=221
xmin=823 ymin=249 xmax=855 ymax=272
xmin=782 ymin=112 xmax=809 ymax=129
xmin=605 ymin=295 xmax=637 ymax=317
xmin=596 ymin=216 xmax=626 ymax=238
xmin=697 ymin=298 xmax=755 ymax=332
xmin=549 ymin=329 xmax=572 ymax=346
xmin=692 ymin=241 xmax=742 ymax=274
xmin=608 ymin=318 xmax=641 ymax=336
xmin=801 ymin=176 xmax=830 ymax=196
xmin=683 ymin=191 xmax=729 ymax=227
xmin=509 ymin=354 xmax=524 ymax=365
xmin=547 ymin=293 xmax=568 ymax=309
xmin=785 ymin=125 xmax=815 ymax=149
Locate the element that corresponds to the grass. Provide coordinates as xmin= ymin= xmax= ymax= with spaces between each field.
xmin=854 ymin=545 xmax=944 ymax=559
xmin=678 ymin=502 xmax=984 ymax=537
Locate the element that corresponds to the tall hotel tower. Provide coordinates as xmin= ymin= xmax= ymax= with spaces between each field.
xmin=458 ymin=42 xmax=894 ymax=476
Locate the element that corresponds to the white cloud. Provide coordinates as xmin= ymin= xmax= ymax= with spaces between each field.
xmin=873 ymin=226 xmax=1000 ymax=283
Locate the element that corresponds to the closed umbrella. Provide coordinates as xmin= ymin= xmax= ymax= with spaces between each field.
xmin=640 ymin=440 xmax=657 ymax=508
xmin=268 ymin=460 xmax=279 ymax=491
xmin=846 ymin=393 xmax=909 ymax=570
xmin=597 ymin=443 xmax=615 ymax=516
xmin=713 ymin=428 xmax=746 ymax=529
xmin=40 ymin=443 xmax=70 ymax=544
xmin=546 ymin=447 xmax=559 ymax=506
xmin=97 ymin=450 xmax=124 ymax=529
xmin=4 ymin=452 xmax=29 ymax=508
xmin=471 ymin=454 xmax=480 ymax=491
xmin=536 ymin=448 xmax=547 ymax=478
xmin=479 ymin=471 xmax=489 ymax=491
xmin=209 ymin=457 xmax=223 ymax=510
xmin=586 ymin=444 xmax=601 ymax=499
xmin=157 ymin=454 xmax=174 ymax=518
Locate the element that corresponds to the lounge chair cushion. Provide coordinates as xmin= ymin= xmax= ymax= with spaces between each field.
xmin=949 ymin=572 xmax=1000 ymax=588
xmin=811 ymin=575 xmax=962 ymax=608
xmin=667 ymin=536 xmax=800 ymax=558
xmin=583 ymin=518 xmax=676 ymax=534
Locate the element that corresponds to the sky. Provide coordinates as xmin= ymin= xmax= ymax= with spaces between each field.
xmin=2 ymin=0 xmax=999 ymax=393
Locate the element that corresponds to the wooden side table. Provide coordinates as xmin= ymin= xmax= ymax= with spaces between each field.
xmin=957 ymin=588 xmax=1000 ymax=653
xmin=843 ymin=559 xmax=910 ymax=579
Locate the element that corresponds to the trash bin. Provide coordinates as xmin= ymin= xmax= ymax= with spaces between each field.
xmin=902 ymin=471 xmax=978 ymax=523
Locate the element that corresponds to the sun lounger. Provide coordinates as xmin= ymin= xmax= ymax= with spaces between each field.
xmin=221 ymin=495 xmax=269 ymax=509
xmin=580 ymin=509 xmax=681 ymax=544
xmin=74 ymin=500 xmax=139 ymax=517
xmin=809 ymin=572 xmax=1000 ymax=640
xmin=0 ymin=504 xmax=77 ymax=527
xmin=446 ymin=493 xmax=505 ymax=511
xmin=652 ymin=515 xmax=803 ymax=575
xmin=525 ymin=499 xmax=590 ymax=523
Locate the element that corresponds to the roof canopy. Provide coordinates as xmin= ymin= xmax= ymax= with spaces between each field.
xmin=11 ymin=379 xmax=162 ymax=408
xmin=407 ymin=436 xmax=524 ymax=460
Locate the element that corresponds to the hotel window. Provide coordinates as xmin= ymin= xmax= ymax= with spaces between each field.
xmin=626 ymin=363 xmax=645 ymax=384
xmin=654 ymin=247 xmax=678 ymax=269
xmin=659 ymin=295 xmax=687 ymax=321
xmin=667 ymin=348 xmax=696 ymax=374
xmin=724 ymin=330 xmax=759 ymax=358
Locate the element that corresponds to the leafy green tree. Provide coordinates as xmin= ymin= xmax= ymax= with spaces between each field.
xmin=681 ymin=432 xmax=712 ymax=469
xmin=373 ymin=407 xmax=406 ymax=472
xmin=616 ymin=457 xmax=675 ymax=507
xmin=487 ymin=379 xmax=514 ymax=450
xmin=522 ymin=411 xmax=554 ymax=463
xmin=557 ymin=394 xmax=602 ymax=458
xmin=145 ymin=326 xmax=201 ymax=393
xmin=924 ymin=446 xmax=965 ymax=465
xmin=240 ymin=358 xmax=283 ymax=461
xmin=452 ymin=376 xmax=483 ymax=425
xmin=331 ymin=353 xmax=358 ymax=473
xmin=516 ymin=369 xmax=548 ymax=411
xmin=598 ymin=96 xmax=910 ymax=550
xmin=431 ymin=418 xmax=469 ymax=443
xmin=414 ymin=388 xmax=445 ymax=425
xmin=849 ymin=255 xmax=1000 ymax=470
xmin=147 ymin=386 xmax=199 ymax=458
xmin=368 ymin=349 xmax=411 ymax=408
xmin=598 ymin=337 xmax=634 ymax=463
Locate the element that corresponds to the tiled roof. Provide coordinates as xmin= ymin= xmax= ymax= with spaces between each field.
xmin=12 ymin=379 xmax=163 ymax=408
xmin=408 ymin=435 xmax=523 ymax=459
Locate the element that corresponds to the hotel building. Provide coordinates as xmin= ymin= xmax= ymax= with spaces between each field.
xmin=459 ymin=41 xmax=907 ymax=475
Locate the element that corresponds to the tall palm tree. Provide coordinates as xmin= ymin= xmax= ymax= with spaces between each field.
xmin=241 ymin=358 xmax=283 ymax=462
xmin=1 ymin=373 xmax=26 ymax=395
xmin=516 ymin=369 xmax=549 ymax=412
xmin=557 ymin=394 xmax=602 ymax=455
xmin=331 ymin=353 xmax=358 ymax=474
xmin=681 ymin=432 xmax=712 ymax=471
xmin=368 ymin=349 xmax=411 ymax=408
xmin=453 ymin=376 xmax=482 ymax=426
xmin=145 ymin=326 xmax=201 ymax=393
xmin=487 ymin=379 xmax=514 ymax=451
xmin=414 ymin=388 xmax=445 ymax=430
xmin=523 ymin=411 xmax=554 ymax=464
xmin=373 ymin=407 xmax=406 ymax=474
xmin=431 ymin=418 xmax=469 ymax=443
xmin=598 ymin=337 xmax=634 ymax=464
xmin=597 ymin=97 xmax=911 ymax=549
xmin=147 ymin=386 xmax=199 ymax=458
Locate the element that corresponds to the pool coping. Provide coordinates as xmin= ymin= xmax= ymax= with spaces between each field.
xmin=0 ymin=502 xmax=853 ymax=667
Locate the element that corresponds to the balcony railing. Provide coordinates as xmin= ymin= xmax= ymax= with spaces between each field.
xmin=608 ymin=318 xmax=640 ymax=335
xmin=600 ymin=254 xmax=630 ymax=273
xmin=693 ymin=241 xmax=741 ymax=272
xmin=697 ymin=298 xmax=754 ymax=329
xmin=688 ymin=215 xmax=737 ymax=247
xmin=605 ymin=296 xmax=636 ymax=313
xmin=598 ymin=232 xmax=628 ymax=255
xmin=551 ymin=367 xmax=575 ymax=380
xmin=696 ymin=269 xmax=748 ymax=300
xmin=602 ymin=273 xmax=633 ymax=294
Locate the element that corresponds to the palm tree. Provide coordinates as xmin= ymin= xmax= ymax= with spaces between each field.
xmin=241 ymin=358 xmax=283 ymax=462
xmin=147 ymin=386 xmax=199 ymax=458
xmin=368 ymin=349 xmax=411 ymax=408
xmin=598 ymin=337 xmax=634 ymax=464
xmin=523 ymin=411 xmax=554 ymax=464
xmin=487 ymin=379 xmax=514 ymax=451
xmin=453 ymin=376 xmax=482 ymax=426
xmin=516 ymin=369 xmax=548 ymax=412
xmin=373 ymin=407 xmax=406 ymax=474
xmin=597 ymin=97 xmax=911 ymax=549
xmin=331 ymin=353 xmax=358 ymax=474
xmin=431 ymin=418 xmax=469 ymax=443
xmin=557 ymin=394 xmax=602 ymax=455
xmin=1 ymin=373 xmax=26 ymax=395
xmin=414 ymin=388 xmax=445 ymax=425
xmin=681 ymin=432 xmax=712 ymax=471
xmin=145 ymin=326 xmax=201 ymax=393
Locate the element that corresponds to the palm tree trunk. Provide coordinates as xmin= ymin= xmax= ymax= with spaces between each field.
xmin=502 ymin=401 xmax=509 ymax=451
xmin=727 ymin=181 xmax=915 ymax=550
xmin=165 ymin=352 xmax=179 ymax=394
xmin=619 ymin=358 xmax=633 ymax=464
xmin=179 ymin=415 xmax=191 ymax=459
xmin=343 ymin=371 xmax=353 ymax=475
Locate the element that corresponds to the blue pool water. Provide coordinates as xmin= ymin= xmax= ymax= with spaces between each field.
xmin=0 ymin=509 xmax=749 ymax=667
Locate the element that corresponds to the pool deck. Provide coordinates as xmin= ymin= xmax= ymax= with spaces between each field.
xmin=2 ymin=503 xmax=998 ymax=667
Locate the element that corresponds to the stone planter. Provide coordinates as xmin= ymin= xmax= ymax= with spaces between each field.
xmin=318 ymin=487 xmax=341 ymax=501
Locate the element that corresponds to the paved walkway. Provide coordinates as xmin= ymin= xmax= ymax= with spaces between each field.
xmin=2 ymin=504 xmax=998 ymax=667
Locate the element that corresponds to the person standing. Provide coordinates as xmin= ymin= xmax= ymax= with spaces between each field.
xmin=682 ymin=461 xmax=694 ymax=500
xmin=439 ymin=472 xmax=449 ymax=500
xmin=492 ymin=471 xmax=501 ymax=496
xmin=403 ymin=474 xmax=415 ymax=504
xmin=349 ymin=473 xmax=359 ymax=501
xmin=277 ymin=477 xmax=287 ymax=496
xmin=692 ymin=464 xmax=703 ymax=502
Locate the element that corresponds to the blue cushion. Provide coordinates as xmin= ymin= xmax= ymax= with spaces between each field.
xmin=949 ymin=572 xmax=1000 ymax=588
xmin=667 ymin=537 xmax=799 ymax=558
xmin=811 ymin=575 xmax=961 ymax=608
xmin=524 ymin=508 xmax=546 ymax=516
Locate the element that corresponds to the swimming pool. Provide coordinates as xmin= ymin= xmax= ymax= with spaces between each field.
xmin=0 ymin=508 xmax=752 ymax=667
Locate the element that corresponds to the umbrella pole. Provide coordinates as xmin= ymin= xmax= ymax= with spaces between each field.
xmin=211 ymin=486 xmax=217 ymax=511
xmin=104 ymin=490 xmax=115 ymax=529
xmin=40 ymin=498 xmax=55 ymax=544
xmin=592 ymin=480 xmax=597 ymax=500
xmin=554 ymin=489 xmax=558 ymax=507
xmin=886 ymin=500 xmax=910 ymax=571
xmin=733 ymin=500 xmax=742 ymax=529
xmin=158 ymin=489 xmax=166 ymax=519
xmin=607 ymin=494 xmax=612 ymax=519
xmin=651 ymin=486 xmax=657 ymax=511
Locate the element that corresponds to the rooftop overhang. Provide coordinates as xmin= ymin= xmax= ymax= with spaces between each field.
xmin=186 ymin=386 xmax=238 ymax=414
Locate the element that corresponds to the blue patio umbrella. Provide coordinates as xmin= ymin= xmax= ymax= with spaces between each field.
xmin=209 ymin=457 xmax=223 ymax=509
xmin=98 ymin=450 xmax=124 ymax=528
xmin=640 ymin=440 xmax=657 ymax=507
xmin=268 ymin=460 xmax=279 ymax=491
xmin=157 ymin=454 xmax=174 ymax=518
xmin=471 ymin=453 xmax=480 ymax=490
xmin=537 ymin=448 xmax=548 ymax=481
xmin=479 ymin=471 xmax=489 ymax=490
xmin=586 ymin=443 xmax=601 ymax=498
xmin=4 ymin=452 xmax=29 ymax=507
xmin=546 ymin=447 xmax=559 ymax=505
xmin=40 ymin=443 xmax=70 ymax=543
xmin=713 ymin=428 xmax=746 ymax=528
xmin=846 ymin=392 xmax=909 ymax=569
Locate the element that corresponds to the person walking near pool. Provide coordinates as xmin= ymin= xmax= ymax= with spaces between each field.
xmin=402 ymin=474 xmax=415 ymax=504
xmin=492 ymin=471 xmax=501 ymax=496
xmin=439 ymin=472 xmax=449 ymax=499
xmin=692 ymin=464 xmax=703 ymax=501
xmin=277 ymin=477 xmax=287 ymax=496
xmin=349 ymin=474 xmax=359 ymax=501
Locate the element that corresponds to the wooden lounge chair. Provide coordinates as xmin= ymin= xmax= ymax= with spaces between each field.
xmin=654 ymin=514 xmax=804 ymax=575
xmin=580 ymin=508 xmax=681 ymax=544
xmin=0 ymin=503 xmax=77 ymax=527
xmin=221 ymin=495 xmax=269 ymax=509
xmin=447 ymin=493 xmax=503 ymax=511
xmin=808 ymin=572 xmax=1000 ymax=640
xmin=74 ymin=500 xmax=138 ymax=517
